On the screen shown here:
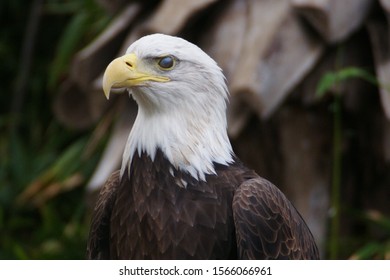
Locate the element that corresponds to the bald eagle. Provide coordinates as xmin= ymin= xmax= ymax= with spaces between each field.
xmin=86 ymin=34 xmax=319 ymax=260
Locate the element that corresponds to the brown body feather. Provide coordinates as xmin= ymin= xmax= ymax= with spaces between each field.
xmin=87 ymin=149 xmax=319 ymax=259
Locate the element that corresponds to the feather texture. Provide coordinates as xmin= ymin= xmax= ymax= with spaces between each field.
xmin=87 ymin=150 xmax=319 ymax=259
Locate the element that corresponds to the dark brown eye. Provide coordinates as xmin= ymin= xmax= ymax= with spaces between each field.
xmin=158 ymin=56 xmax=175 ymax=69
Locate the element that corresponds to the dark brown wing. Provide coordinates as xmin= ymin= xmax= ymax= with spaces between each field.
xmin=233 ymin=177 xmax=320 ymax=259
xmin=86 ymin=170 xmax=120 ymax=259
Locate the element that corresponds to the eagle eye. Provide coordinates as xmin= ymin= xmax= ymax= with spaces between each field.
xmin=158 ymin=56 xmax=175 ymax=70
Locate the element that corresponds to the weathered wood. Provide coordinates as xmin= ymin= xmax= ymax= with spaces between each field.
xmin=140 ymin=0 xmax=218 ymax=35
xmin=54 ymin=4 xmax=141 ymax=129
xmin=292 ymin=0 xmax=374 ymax=43
xmin=201 ymin=0 xmax=246 ymax=80
xmin=229 ymin=0 xmax=323 ymax=119
xmin=229 ymin=0 xmax=289 ymax=117
xmin=200 ymin=0 xmax=250 ymax=138
xmin=70 ymin=4 xmax=140 ymax=92
xmin=96 ymin=0 xmax=129 ymax=15
xmin=86 ymin=99 xmax=136 ymax=192
xmin=276 ymin=106 xmax=331 ymax=255
xmin=380 ymin=0 xmax=390 ymax=12
xmin=53 ymin=80 xmax=107 ymax=129
xmin=367 ymin=21 xmax=390 ymax=119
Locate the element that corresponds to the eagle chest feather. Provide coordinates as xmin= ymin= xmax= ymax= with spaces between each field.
xmin=109 ymin=150 xmax=247 ymax=259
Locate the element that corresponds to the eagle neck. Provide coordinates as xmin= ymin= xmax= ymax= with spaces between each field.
xmin=120 ymin=103 xmax=234 ymax=181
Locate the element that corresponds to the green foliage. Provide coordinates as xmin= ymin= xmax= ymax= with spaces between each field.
xmin=0 ymin=125 xmax=105 ymax=259
xmin=47 ymin=0 xmax=111 ymax=89
xmin=350 ymin=210 xmax=390 ymax=260
xmin=351 ymin=242 xmax=386 ymax=259
xmin=0 ymin=0 xmax=110 ymax=259
xmin=316 ymin=67 xmax=379 ymax=98
xmin=316 ymin=63 xmax=390 ymax=260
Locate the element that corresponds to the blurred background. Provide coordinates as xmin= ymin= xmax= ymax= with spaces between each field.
xmin=1 ymin=0 xmax=390 ymax=259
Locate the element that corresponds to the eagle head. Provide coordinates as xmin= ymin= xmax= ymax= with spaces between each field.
xmin=102 ymin=34 xmax=233 ymax=181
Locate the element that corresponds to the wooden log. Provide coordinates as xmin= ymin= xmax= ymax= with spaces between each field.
xmin=200 ymin=0 xmax=251 ymax=138
xmin=276 ymin=105 xmax=331 ymax=256
xmin=292 ymin=0 xmax=374 ymax=43
xmin=70 ymin=4 xmax=140 ymax=93
xmin=140 ymin=0 xmax=218 ymax=35
xmin=96 ymin=0 xmax=129 ymax=15
xmin=367 ymin=21 xmax=390 ymax=120
xmin=53 ymin=4 xmax=141 ymax=129
xmin=201 ymin=0 xmax=246 ymax=80
xmin=53 ymin=80 xmax=107 ymax=130
xmin=229 ymin=0 xmax=323 ymax=119
xmin=86 ymin=99 xmax=136 ymax=192
xmin=380 ymin=0 xmax=390 ymax=12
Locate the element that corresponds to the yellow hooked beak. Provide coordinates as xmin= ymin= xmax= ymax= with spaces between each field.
xmin=102 ymin=53 xmax=170 ymax=99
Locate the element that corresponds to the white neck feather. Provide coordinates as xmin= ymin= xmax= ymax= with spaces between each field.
xmin=120 ymin=92 xmax=234 ymax=181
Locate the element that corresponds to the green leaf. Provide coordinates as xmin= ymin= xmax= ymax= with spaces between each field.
xmin=48 ymin=12 xmax=89 ymax=89
xmin=47 ymin=137 xmax=88 ymax=182
xmin=12 ymin=242 xmax=29 ymax=260
xmin=351 ymin=242 xmax=383 ymax=260
xmin=9 ymin=133 xmax=30 ymax=188
xmin=316 ymin=67 xmax=379 ymax=98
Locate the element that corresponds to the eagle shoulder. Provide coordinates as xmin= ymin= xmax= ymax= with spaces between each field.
xmin=86 ymin=170 xmax=120 ymax=259
xmin=232 ymin=177 xmax=320 ymax=259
